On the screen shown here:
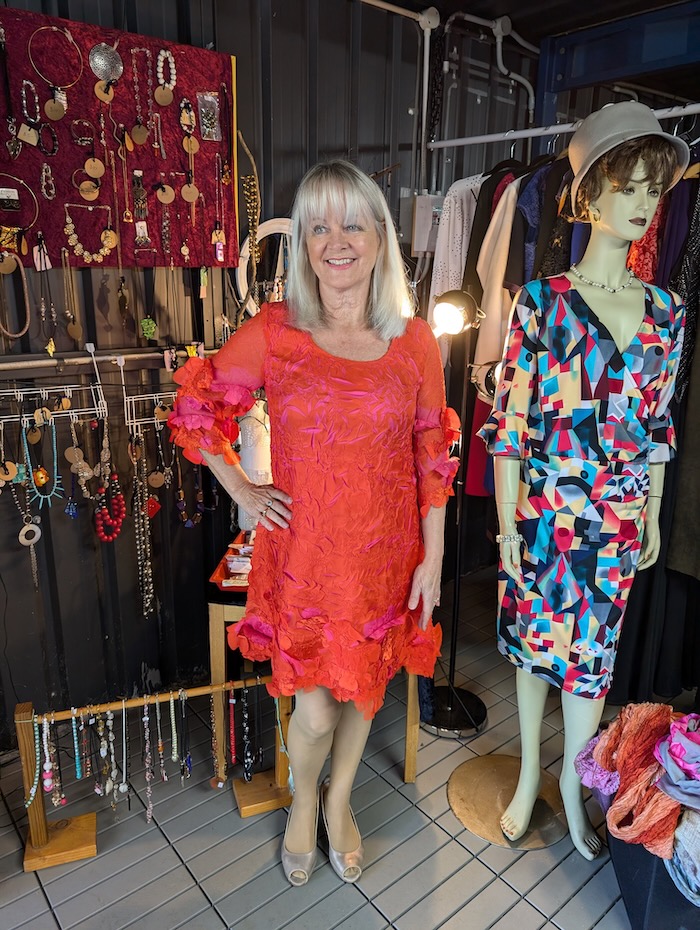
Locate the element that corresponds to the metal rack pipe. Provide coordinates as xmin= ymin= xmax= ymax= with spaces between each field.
xmin=429 ymin=100 xmax=700 ymax=150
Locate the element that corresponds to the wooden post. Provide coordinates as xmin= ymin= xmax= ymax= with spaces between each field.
xmin=208 ymin=601 xmax=245 ymax=785
xmin=15 ymin=702 xmax=97 ymax=871
xmin=15 ymin=703 xmax=48 ymax=848
xmin=404 ymin=673 xmax=419 ymax=783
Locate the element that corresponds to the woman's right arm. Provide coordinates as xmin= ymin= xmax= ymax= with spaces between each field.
xmin=202 ymin=452 xmax=292 ymax=530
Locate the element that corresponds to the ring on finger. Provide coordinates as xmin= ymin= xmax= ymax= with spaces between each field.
xmin=265 ymin=497 xmax=273 ymax=507
xmin=260 ymin=507 xmax=269 ymax=518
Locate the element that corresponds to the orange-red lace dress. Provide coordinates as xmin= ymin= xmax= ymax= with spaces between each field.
xmin=169 ymin=302 xmax=458 ymax=717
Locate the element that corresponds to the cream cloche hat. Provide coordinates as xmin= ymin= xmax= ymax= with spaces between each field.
xmin=569 ymin=101 xmax=690 ymax=209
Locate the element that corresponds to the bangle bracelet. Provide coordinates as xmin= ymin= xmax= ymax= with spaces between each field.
xmin=496 ymin=533 xmax=524 ymax=544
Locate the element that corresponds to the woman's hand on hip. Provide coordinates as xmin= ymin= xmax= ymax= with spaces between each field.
xmin=408 ymin=557 xmax=442 ymax=630
xmin=239 ymin=482 xmax=293 ymax=530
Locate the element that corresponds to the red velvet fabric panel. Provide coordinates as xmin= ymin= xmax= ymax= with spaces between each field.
xmin=0 ymin=7 xmax=238 ymax=269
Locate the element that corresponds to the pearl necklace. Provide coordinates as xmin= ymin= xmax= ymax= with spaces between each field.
xmin=570 ymin=263 xmax=636 ymax=294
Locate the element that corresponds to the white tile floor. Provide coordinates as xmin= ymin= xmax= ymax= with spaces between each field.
xmin=0 ymin=570 xmax=635 ymax=930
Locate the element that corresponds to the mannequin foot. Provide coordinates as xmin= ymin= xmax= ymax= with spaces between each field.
xmin=500 ymin=768 xmax=541 ymax=842
xmin=560 ymin=772 xmax=602 ymax=860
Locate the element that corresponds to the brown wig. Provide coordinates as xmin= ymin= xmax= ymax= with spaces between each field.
xmin=573 ymin=135 xmax=679 ymax=221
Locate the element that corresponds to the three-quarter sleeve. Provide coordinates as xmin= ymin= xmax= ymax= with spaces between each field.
xmin=412 ymin=318 xmax=460 ymax=518
xmin=648 ymin=293 xmax=685 ymax=463
xmin=169 ymin=307 xmax=268 ymax=464
xmin=478 ymin=283 xmax=541 ymax=458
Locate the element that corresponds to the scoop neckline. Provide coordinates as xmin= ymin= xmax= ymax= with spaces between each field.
xmin=305 ymin=329 xmax=396 ymax=364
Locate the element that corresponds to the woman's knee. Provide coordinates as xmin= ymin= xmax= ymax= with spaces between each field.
xmin=293 ymin=689 xmax=342 ymax=741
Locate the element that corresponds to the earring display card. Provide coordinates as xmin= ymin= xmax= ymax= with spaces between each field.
xmin=0 ymin=7 xmax=239 ymax=268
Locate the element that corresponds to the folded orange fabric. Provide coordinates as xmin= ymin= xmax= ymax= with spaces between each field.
xmin=593 ymin=702 xmax=682 ymax=859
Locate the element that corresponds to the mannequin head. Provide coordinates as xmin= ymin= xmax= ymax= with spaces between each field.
xmin=568 ymin=101 xmax=689 ymax=224
xmin=573 ymin=136 xmax=679 ymax=227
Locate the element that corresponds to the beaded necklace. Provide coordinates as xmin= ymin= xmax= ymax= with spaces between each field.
xmin=570 ymin=263 xmax=636 ymax=294
xmin=24 ymin=715 xmax=41 ymax=808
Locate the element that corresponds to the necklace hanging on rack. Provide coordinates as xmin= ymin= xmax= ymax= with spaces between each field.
xmin=154 ymin=699 xmax=168 ymax=782
xmin=229 ymin=689 xmax=237 ymax=766
xmin=35 ymin=234 xmax=57 ymax=355
xmin=65 ymin=419 xmax=93 ymax=500
xmin=132 ymin=171 xmax=151 ymax=246
xmin=174 ymin=448 xmax=204 ymax=527
xmin=63 ymin=204 xmax=115 ymax=264
xmin=94 ymin=426 xmax=126 ymax=542
xmin=155 ymin=49 xmax=176 ymax=106
xmin=0 ymin=249 xmax=30 ymax=340
xmin=142 ymin=700 xmax=155 ymax=822
xmin=130 ymin=48 xmax=154 ymax=145
xmin=28 ymin=24 xmax=84 ymax=120
xmin=105 ymin=710 xmax=118 ymax=809
xmin=61 ymin=248 xmax=83 ymax=343
xmin=11 ymin=483 xmax=41 ymax=590
xmin=178 ymin=691 xmax=192 ymax=784
xmin=180 ymin=98 xmax=199 ymax=221
xmin=131 ymin=437 xmax=156 ymax=617
xmin=169 ymin=692 xmax=178 ymax=763
xmin=18 ymin=79 xmax=40 ymax=146
xmin=22 ymin=419 xmax=64 ymax=508
xmin=89 ymin=40 xmax=123 ymax=104
xmin=240 ymin=687 xmax=254 ymax=783
xmin=24 ymin=715 xmax=41 ymax=808
xmin=50 ymin=718 xmax=66 ymax=807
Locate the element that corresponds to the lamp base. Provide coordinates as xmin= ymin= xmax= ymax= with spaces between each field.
xmin=420 ymin=685 xmax=487 ymax=738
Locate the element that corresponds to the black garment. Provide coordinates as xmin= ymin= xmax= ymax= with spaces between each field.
xmin=532 ymin=157 xmax=572 ymax=278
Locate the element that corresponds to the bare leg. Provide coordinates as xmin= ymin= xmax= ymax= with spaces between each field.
xmin=285 ymin=687 xmax=342 ymax=854
xmin=325 ymin=701 xmax=373 ymax=851
xmin=560 ymin=690 xmax=605 ymax=860
xmin=501 ymin=668 xmax=549 ymax=841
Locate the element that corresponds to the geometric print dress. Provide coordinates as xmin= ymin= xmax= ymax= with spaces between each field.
xmin=479 ymin=275 xmax=684 ymax=699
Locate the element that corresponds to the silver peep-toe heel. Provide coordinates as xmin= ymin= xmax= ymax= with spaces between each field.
xmin=281 ymin=790 xmax=320 ymax=886
xmin=320 ymin=778 xmax=364 ymax=883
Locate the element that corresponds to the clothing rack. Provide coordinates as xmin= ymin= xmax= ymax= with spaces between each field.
xmin=428 ymin=100 xmax=700 ymax=150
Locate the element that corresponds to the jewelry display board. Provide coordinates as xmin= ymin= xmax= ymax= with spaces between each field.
xmin=0 ymin=7 xmax=238 ymax=269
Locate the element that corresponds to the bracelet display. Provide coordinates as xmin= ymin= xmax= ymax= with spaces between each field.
xmin=496 ymin=533 xmax=524 ymax=544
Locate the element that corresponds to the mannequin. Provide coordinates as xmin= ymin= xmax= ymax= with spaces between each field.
xmin=480 ymin=102 xmax=689 ymax=859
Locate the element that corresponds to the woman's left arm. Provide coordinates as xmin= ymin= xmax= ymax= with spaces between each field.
xmin=408 ymin=504 xmax=447 ymax=629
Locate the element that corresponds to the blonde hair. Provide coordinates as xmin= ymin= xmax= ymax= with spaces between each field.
xmin=286 ymin=160 xmax=413 ymax=340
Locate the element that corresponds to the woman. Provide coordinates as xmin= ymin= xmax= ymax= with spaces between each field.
xmin=170 ymin=160 xmax=458 ymax=885
xmin=479 ymin=102 xmax=689 ymax=858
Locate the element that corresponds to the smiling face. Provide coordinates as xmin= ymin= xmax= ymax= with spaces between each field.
xmin=305 ymin=211 xmax=380 ymax=301
xmin=590 ymin=159 xmax=662 ymax=241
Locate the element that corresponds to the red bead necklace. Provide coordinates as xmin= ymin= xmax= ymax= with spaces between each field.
xmin=94 ymin=471 xmax=126 ymax=542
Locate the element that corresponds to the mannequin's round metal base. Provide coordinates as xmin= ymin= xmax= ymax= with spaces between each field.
xmin=447 ymin=754 xmax=568 ymax=849
xmin=420 ymin=686 xmax=488 ymax=738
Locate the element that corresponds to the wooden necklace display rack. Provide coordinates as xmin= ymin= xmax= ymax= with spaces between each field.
xmin=15 ymin=680 xmax=292 ymax=872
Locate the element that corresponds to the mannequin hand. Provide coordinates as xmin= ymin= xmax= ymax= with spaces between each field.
xmin=237 ymin=482 xmax=293 ymax=530
xmin=500 ymin=538 xmax=523 ymax=584
xmin=637 ymin=518 xmax=660 ymax=571
xmin=408 ymin=556 xmax=442 ymax=630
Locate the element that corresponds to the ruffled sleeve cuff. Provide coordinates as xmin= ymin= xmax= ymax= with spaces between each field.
xmin=168 ymin=356 xmax=256 ymax=465
xmin=415 ymin=407 xmax=460 ymax=518
xmin=477 ymin=405 xmax=530 ymax=458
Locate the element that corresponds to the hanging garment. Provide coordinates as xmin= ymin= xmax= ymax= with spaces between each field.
xmin=628 ymin=196 xmax=668 ymax=283
xmin=532 ymin=158 xmax=573 ymax=278
xmin=479 ymin=277 xmax=684 ymax=698
xmin=670 ymin=181 xmax=700 ymax=400
xmin=428 ymin=173 xmax=483 ymax=365
xmin=169 ymin=303 xmax=457 ymax=718
xmin=473 ymin=176 xmax=524 ymax=392
xmin=656 ymin=179 xmax=695 ymax=289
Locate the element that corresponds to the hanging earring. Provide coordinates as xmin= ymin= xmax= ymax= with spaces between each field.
xmin=590 ymin=206 xmax=601 ymax=223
